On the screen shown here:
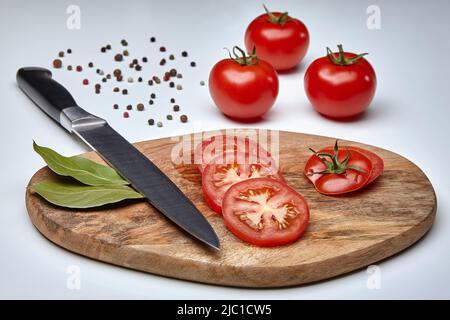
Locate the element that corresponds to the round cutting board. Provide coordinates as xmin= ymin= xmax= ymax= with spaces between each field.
xmin=26 ymin=130 xmax=436 ymax=287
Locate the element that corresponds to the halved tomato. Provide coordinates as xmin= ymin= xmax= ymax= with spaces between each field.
xmin=304 ymin=142 xmax=373 ymax=195
xmin=222 ymin=178 xmax=309 ymax=247
xmin=202 ymin=152 xmax=283 ymax=213
xmin=194 ymin=135 xmax=268 ymax=173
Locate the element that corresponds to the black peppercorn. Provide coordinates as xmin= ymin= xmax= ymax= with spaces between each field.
xmin=150 ymin=37 xmax=156 ymax=43
xmin=126 ymin=104 xmax=132 ymax=110
xmin=113 ymin=104 xmax=119 ymax=109
xmin=190 ymin=61 xmax=196 ymax=67
xmin=148 ymin=118 xmax=155 ymax=125
xmin=122 ymin=89 xmax=128 ymax=95
xmin=114 ymin=54 xmax=123 ymax=62
xmin=173 ymin=105 xmax=180 ymax=112
xmin=170 ymin=98 xmax=175 ymax=103
xmin=181 ymin=51 xmax=188 ymax=57
xmin=150 ymin=93 xmax=156 ymax=99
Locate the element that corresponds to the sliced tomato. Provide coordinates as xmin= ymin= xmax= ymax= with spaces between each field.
xmin=202 ymin=152 xmax=283 ymax=214
xmin=304 ymin=146 xmax=373 ymax=195
xmin=194 ymin=135 xmax=268 ymax=173
xmin=222 ymin=178 xmax=309 ymax=247
xmin=347 ymin=146 xmax=384 ymax=184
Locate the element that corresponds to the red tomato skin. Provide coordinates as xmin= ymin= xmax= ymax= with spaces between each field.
xmin=222 ymin=178 xmax=309 ymax=247
xmin=347 ymin=146 xmax=384 ymax=184
xmin=304 ymin=53 xmax=377 ymax=118
xmin=245 ymin=13 xmax=309 ymax=70
xmin=209 ymin=59 xmax=279 ymax=120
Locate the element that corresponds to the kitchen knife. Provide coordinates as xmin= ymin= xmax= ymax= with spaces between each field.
xmin=17 ymin=67 xmax=220 ymax=250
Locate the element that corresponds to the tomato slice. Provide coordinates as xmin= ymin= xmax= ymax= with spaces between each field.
xmin=194 ymin=135 xmax=268 ymax=173
xmin=304 ymin=147 xmax=373 ymax=195
xmin=222 ymin=178 xmax=309 ymax=247
xmin=347 ymin=146 xmax=384 ymax=184
xmin=202 ymin=152 xmax=283 ymax=214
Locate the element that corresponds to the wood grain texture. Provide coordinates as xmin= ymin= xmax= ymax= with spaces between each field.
xmin=25 ymin=130 xmax=436 ymax=287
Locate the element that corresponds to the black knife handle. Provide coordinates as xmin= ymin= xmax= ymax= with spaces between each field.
xmin=17 ymin=67 xmax=104 ymax=132
xmin=17 ymin=67 xmax=78 ymax=122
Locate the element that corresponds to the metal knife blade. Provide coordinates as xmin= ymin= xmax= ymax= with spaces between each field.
xmin=16 ymin=67 xmax=220 ymax=250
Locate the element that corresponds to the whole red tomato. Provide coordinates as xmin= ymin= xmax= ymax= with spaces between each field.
xmin=209 ymin=46 xmax=279 ymax=120
xmin=245 ymin=5 xmax=309 ymax=71
xmin=304 ymin=44 xmax=377 ymax=119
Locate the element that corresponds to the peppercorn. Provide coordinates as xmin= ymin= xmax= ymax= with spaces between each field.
xmin=176 ymin=73 xmax=183 ymax=79
xmin=180 ymin=115 xmax=188 ymax=123
xmin=148 ymin=119 xmax=155 ymax=125
xmin=160 ymin=46 xmax=166 ymax=52
xmin=138 ymin=77 xmax=143 ymax=82
xmin=123 ymin=50 xmax=129 ymax=56
xmin=101 ymin=47 xmax=106 ymax=53
xmin=170 ymin=98 xmax=175 ymax=103
xmin=102 ymin=78 xmax=107 ymax=83
xmin=116 ymin=75 xmax=123 ymax=81
xmin=121 ymin=39 xmax=128 ymax=46
xmin=67 ymin=48 xmax=72 ymax=54
xmin=106 ymin=74 xmax=111 ymax=79
xmin=169 ymin=82 xmax=175 ymax=88
xmin=157 ymin=121 xmax=163 ymax=127
xmin=135 ymin=65 xmax=142 ymax=71
xmin=160 ymin=58 xmax=166 ymax=66
xmin=53 ymin=59 xmax=62 ymax=68
xmin=137 ymin=103 xmax=144 ymax=111
xmin=122 ymin=89 xmax=128 ymax=95
xmin=113 ymin=69 xmax=122 ymax=77
xmin=113 ymin=104 xmax=119 ymax=109
xmin=58 ymin=51 xmax=64 ymax=58
xmin=114 ymin=54 xmax=123 ymax=62
xmin=169 ymin=54 xmax=175 ymax=60
xmin=148 ymin=80 xmax=153 ymax=86
xmin=166 ymin=114 xmax=173 ymax=120
xmin=96 ymin=69 xmax=101 ymax=74
xmin=95 ymin=84 xmax=101 ymax=90
xmin=176 ymin=84 xmax=183 ymax=90
xmin=169 ymin=69 xmax=177 ymax=77
xmin=129 ymin=62 xmax=134 ymax=68
xmin=173 ymin=105 xmax=180 ymax=112
xmin=127 ymin=77 xmax=133 ymax=83
xmin=123 ymin=111 xmax=129 ymax=118
xmin=88 ymin=62 xmax=94 ymax=68
xmin=181 ymin=51 xmax=188 ymax=57
xmin=126 ymin=104 xmax=132 ymax=110
xmin=98 ymin=69 xmax=105 ymax=76
xmin=154 ymin=77 xmax=161 ymax=84
xmin=200 ymin=80 xmax=205 ymax=86
xmin=82 ymin=79 xmax=89 ymax=85
xmin=113 ymin=87 xmax=119 ymax=92
xmin=163 ymin=74 xmax=170 ymax=82
xmin=106 ymin=44 xmax=111 ymax=50
xmin=150 ymin=93 xmax=156 ymax=99
xmin=95 ymin=89 xmax=100 ymax=94
xmin=190 ymin=61 xmax=196 ymax=67
xmin=67 ymin=65 xmax=72 ymax=71
xmin=149 ymin=99 xmax=154 ymax=105
xmin=142 ymin=57 xmax=148 ymax=63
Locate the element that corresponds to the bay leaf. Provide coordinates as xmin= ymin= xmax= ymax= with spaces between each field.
xmin=33 ymin=141 xmax=128 ymax=186
xmin=29 ymin=181 xmax=144 ymax=209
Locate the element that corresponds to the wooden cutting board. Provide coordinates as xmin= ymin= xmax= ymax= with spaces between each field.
xmin=26 ymin=130 xmax=436 ymax=287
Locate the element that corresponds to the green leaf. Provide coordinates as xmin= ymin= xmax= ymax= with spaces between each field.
xmin=33 ymin=141 xmax=128 ymax=186
xmin=30 ymin=181 xmax=144 ymax=209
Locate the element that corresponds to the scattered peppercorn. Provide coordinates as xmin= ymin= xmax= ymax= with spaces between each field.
xmin=169 ymin=68 xmax=177 ymax=77
xmin=169 ymin=81 xmax=175 ymax=88
xmin=123 ymin=50 xmax=129 ymax=56
xmin=113 ymin=69 xmax=122 ymax=77
xmin=95 ymin=84 xmax=101 ymax=90
xmin=173 ymin=105 xmax=180 ymax=112
xmin=96 ymin=69 xmax=101 ymax=74
xmin=113 ymin=87 xmax=119 ymax=92
xmin=113 ymin=104 xmax=119 ymax=109
xmin=95 ymin=89 xmax=100 ymax=94
xmin=114 ymin=54 xmax=123 ymax=61
xmin=67 ymin=48 xmax=72 ymax=54
xmin=116 ymin=75 xmax=123 ymax=81
xmin=126 ymin=104 xmax=132 ymax=110
xmin=138 ymin=77 xmax=142 ymax=82
xmin=135 ymin=65 xmax=142 ymax=71
xmin=101 ymin=47 xmax=106 ymax=53
xmin=137 ymin=103 xmax=144 ymax=111
xmin=88 ymin=62 xmax=94 ymax=68
xmin=58 ymin=51 xmax=64 ymax=58
xmin=163 ymin=74 xmax=170 ymax=82
xmin=127 ymin=77 xmax=133 ymax=83
xmin=149 ymin=99 xmax=154 ymax=105
xmin=106 ymin=74 xmax=111 ymax=79
xmin=82 ymin=79 xmax=89 ymax=85
xmin=160 ymin=58 xmax=166 ymax=66
xmin=123 ymin=111 xmax=129 ymax=118
xmin=170 ymin=98 xmax=175 ymax=103
xmin=148 ymin=80 xmax=153 ymax=86
xmin=167 ymin=114 xmax=173 ymax=120
xmin=67 ymin=65 xmax=72 ymax=71
xmin=180 ymin=115 xmax=188 ymax=123
xmin=102 ymin=77 xmax=107 ymax=82
xmin=176 ymin=84 xmax=183 ymax=90
xmin=122 ymin=89 xmax=128 ymax=95
xmin=150 ymin=37 xmax=156 ymax=42
xmin=200 ymin=80 xmax=205 ymax=86
xmin=148 ymin=119 xmax=155 ymax=125
xmin=157 ymin=121 xmax=163 ymax=127
xmin=154 ymin=77 xmax=161 ymax=84
xmin=150 ymin=93 xmax=156 ymax=99
xmin=160 ymin=46 xmax=166 ymax=52
xmin=53 ymin=59 xmax=62 ymax=68
xmin=182 ymin=51 xmax=188 ymax=57
xmin=98 ymin=70 xmax=105 ymax=76
xmin=142 ymin=57 xmax=148 ymax=63
xmin=176 ymin=73 xmax=183 ymax=79
xmin=190 ymin=61 xmax=196 ymax=67
xmin=106 ymin=44 xmax=111 ymax=50
xmin=121 ymin=39 xmax=128 ymax=46
xmin=169 ymin=54 xmax=175 ymax=60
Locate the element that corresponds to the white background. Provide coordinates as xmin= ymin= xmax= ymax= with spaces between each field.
xmin=0 ymin=0 xmax=449 ymax=299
